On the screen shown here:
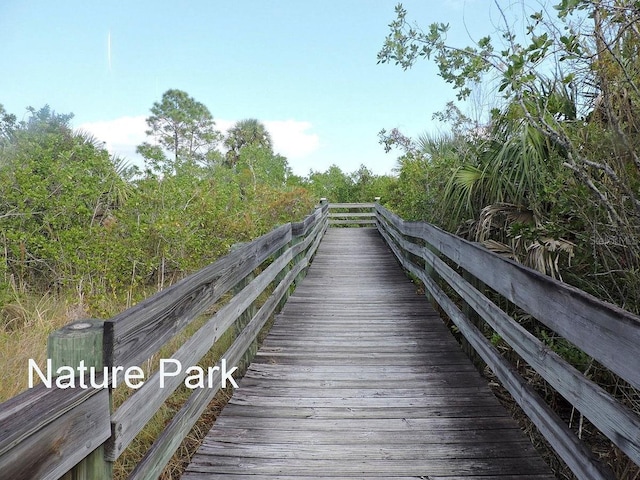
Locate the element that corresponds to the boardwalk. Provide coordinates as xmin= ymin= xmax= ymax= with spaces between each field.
xmin=183 ymin=228 xmax=554 ymax=479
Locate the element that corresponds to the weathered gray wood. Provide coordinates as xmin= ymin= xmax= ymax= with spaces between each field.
xmin=413 ymin=232 xmax=640 ymax=465
xmin=377 ymin=204 xmax=640 ymax=391
xmin=328 ymin=219 xmax=376 ymax=225
xmin=183 ymin=476 xmax=553 ymax=480
xmin=184 ymin=228 xmax=553 ymax=479
xmin=291 ymin=204 xmax=325 ymax=237
xmin=199 ymin=425 xmax=540 ymax=445
xmin=379 ymin=204 xmax=640 ymax=469
xmin=328 ymin=212 xmax=376 ymax=217
xmin=128 ymin=257 xmax=307 ymax=480
xmin=107 ymin=245 xmax=297 ymax=460
xmin=328 ymin=202 xmax=375 ymax=208
xmin=185 ymin=456 xmax=551 ymax=477
xmin=0 ymin=384 xmax=111 ymax=480
xmin=377 ymin=218 xmax=616 ymax=479
xmin=104 ymin=223 xmax=293 ymax=376
xmin=47 ymin=320 xmax=112 ymax=479
xmin=233 ymin=270 xmax=257 ymax=373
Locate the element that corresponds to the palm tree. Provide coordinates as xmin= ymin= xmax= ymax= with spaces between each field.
xmin=439 ymin=79 xmax=578 ymax=278
xmin=224 ymin=119 xmax=272 ymax=169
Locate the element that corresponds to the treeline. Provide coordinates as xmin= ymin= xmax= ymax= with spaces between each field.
xmin=0 ymin=93 xmax=316 ymax=318
xmin=305 ymin=164 xmax=395 ymax=204
xmin=0 ymin=90 xmax=400 ymax=320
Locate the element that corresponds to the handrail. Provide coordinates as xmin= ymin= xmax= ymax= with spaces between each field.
xmin=327 ymin=199 xmax=378 ymax=227
xmin=375 ymin=202 xmax=640 ymax=480
xmin=0 ymin=201 xmax=329 ymax=480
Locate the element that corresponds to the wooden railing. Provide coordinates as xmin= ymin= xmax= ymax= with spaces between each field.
xmin=0 ymin=202 xmax=329 ymax=480
xmin=327 ymin=198 xmax=378 ymax=227
xmin=375 ymin=203 xmax=640 ymax=480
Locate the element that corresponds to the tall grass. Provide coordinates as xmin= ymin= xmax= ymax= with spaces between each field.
xmin=0 ymin=288 xmax=88 ymax=401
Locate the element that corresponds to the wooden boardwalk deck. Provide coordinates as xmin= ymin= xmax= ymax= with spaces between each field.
xmin=183 ymin=228 xmax=555 ymax=479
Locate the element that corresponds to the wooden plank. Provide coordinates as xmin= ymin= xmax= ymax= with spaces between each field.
xmin=328 ymin=212 xmax=376 ymax=218
xmin=227 ymin=394 xmax=502 ymax=409
xmin=328 ymin=219 xmax=377 ymax=225
xmin=197 ymin=426 xmax=540 ymax=445
xmin=185 ymin=456 xmax=551 ymax=477
xmin=377 ymin=204 xmax=640 ymax=391
xmin=291 ymin=204 xmax=326 ymax=237
xmin=184 ymin=228 xmax=553 ymax=479
xmin=184 ymin=475 xmax=554 ymax=480
xmin=328 ymin=202 xmax=375 ymax=208
xmin=377 ymin=221 xmax=615 ymax=479
xmin=0 ymin=385 xmax=111 ymax=480
xmin=128 ymin=256 xmax=307 ymax=480
xmin=219 ymin=404 xmax=510 ymax=419
xmin=107 ymin=244 xmax=297 ymax=460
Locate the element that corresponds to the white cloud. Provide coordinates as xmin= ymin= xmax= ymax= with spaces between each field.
xmin=264 ymin=120 xmax=320 ymax=160
xmin=79 ymin=116 xmax=320 ymax=167
xmin=79 ymin=116 xmax=147 ymax=167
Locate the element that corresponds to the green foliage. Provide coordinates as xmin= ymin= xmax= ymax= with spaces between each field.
xmin=0 ymin=100 xmax=315 ymax=316
xmin=377 ymin=4 xmax=494 ymax=100
xmin=305 ymin=164 xmax=396 ymax=204
xmin=379 ymin=1 xmax=640 ymax=311
xmin=0 ymin=106 xmax=129 ymax=293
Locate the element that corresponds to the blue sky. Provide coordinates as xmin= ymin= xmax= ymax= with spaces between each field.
xmin=1 ymin=1 xmax=527 ymax=176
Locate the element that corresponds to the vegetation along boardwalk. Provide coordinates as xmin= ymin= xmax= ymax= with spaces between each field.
xmin=183 ymin=228 xmax=554 ymax=479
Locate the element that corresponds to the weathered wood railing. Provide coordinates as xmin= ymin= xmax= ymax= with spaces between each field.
xmin=327 ymin=198 xmax=378 ymax=227
xmin=0 ymin=201 xmax=329 ymax=480
xmin=375 ymin=203 xmax=640 ymax=480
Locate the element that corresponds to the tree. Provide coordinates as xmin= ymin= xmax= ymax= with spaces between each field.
xmin=307 ymin=165 xmax=354 ymax=202
xmin=0 ymin=104 xmax=17 ymax=152
xmin=236 ymin=145 xmax=289 ymax=191
xmin=378 ymin=2 xmax=640 ymax=224
xmin=378 ymin=1 xmax=640 ymax=303
xmin=137 ymin=89 xmax=222 ymax=174
xmin=224 ymin=118 xmax=273 ymax=168
xmin=0 ymin=106 xmax=130 ymax=292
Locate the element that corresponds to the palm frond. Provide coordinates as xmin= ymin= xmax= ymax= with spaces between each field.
xmin=525 ymin=237 xmax=576 ymax=281
xmin=475 ymin=202 xmax=535 ymax=242
xmin=481 ymin=239 xmax=521 ymax=262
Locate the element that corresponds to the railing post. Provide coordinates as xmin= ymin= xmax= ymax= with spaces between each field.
xmin=48 ymin=320 xmax=113 ymax=480
xmin=233 ymin=272 xmax=257 ymax=373
xmin=274 ymin=240 xmax=292 ymax=314
xmin=230 ymin=243 xmax=258 ymax=373
xmin=461 ymin=270 xmax=487 ymax=370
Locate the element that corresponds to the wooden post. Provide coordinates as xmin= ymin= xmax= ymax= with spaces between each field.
xmin=274 ymin=242 xmax=291 ymax=313
xmin=461 ymin=270 xmax=487 ymax=370
xmin=48 ymin=320 xmax=113 ymax=480
xmin=423 ymin=242 xmax=437 ymax=306
xmin=233 ymin=272 xmax=258 ymax=373
xmin=229 ymin=243 xmax=258 ymax=373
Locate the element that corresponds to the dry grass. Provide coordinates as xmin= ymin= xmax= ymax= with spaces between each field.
xmin=0 ymin=290 xmax=90 ymax=402
xmin=0 ymin=289 xmax=253 ymax=479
